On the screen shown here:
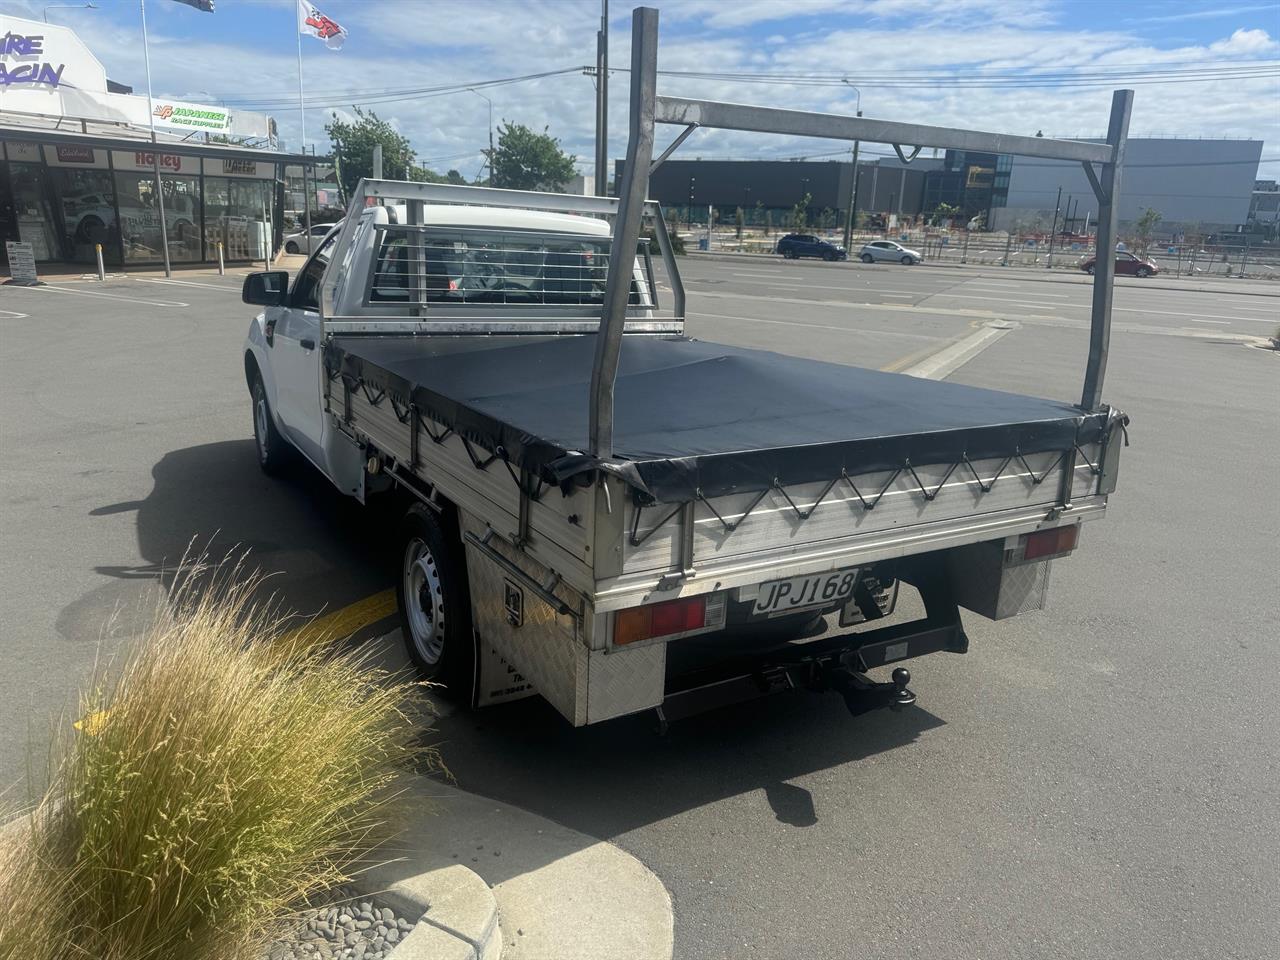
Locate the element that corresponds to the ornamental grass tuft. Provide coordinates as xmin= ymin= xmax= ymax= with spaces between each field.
xmin=0 ymin=561 xmax=425 ymax=960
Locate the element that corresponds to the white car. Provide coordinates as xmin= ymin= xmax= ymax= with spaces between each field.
xmin=858 ymin=239 xmax=923 ymax=265
xmin=283 ymin=222 xmax=336 ymax=255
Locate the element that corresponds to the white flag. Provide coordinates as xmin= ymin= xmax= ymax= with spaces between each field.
xmin=298 ymin=0 xmax=347 ymax=49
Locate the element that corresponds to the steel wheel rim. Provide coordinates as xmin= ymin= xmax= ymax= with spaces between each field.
xmin=404 ymin=537 xmax=446 ymax=665
xmin=254 ymin=387 xmax=269 ymax=461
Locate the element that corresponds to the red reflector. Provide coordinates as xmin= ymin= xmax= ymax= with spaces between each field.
xmin=651 ymin=595 xmax=706 ymax=635
xmin=1024 ymin=524 xmax=1079 ymax=560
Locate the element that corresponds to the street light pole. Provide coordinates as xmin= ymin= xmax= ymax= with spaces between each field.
xmin=43 ymin=2 xmax=96 ymax=22
xmin=139 ymin=0 xmax=171 ymax=279
xmin=841 ymin=81 xmax=861 ymax=253
xmin=468 ymin=88 xmax=494 ymax=186
xmin=1046 ymin=184 xmax=1062 ymax=269
xmin=687 ymin=176 xmax=695 ymax=229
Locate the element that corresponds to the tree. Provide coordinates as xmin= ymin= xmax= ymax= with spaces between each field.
xmin=790 ymin=192 xmax=812 ymax=230
xmin=930 ymin=202 xmax=960 ymax=227
xmin=326 ymin=107 xmax=416 ymax=199
xmin=1132 ymin=207 xmax=1162 ymax=253
xmin=485 ymin=122 xmax=576 ymax=191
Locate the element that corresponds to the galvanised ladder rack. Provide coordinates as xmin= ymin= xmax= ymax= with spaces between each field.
xmin=592 ymin=6 xmax=1132 ymax=458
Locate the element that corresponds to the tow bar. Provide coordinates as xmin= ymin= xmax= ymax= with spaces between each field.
xmin=822 ymin=665 xmax=916 ymax=717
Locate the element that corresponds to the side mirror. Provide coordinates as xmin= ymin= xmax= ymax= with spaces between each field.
xmin=242 ymin=270 xmax=289 ymax=307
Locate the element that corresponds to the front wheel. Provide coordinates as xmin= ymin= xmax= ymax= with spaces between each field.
xmin=1136 ymin=266 xmax=1151 ymax=278
xmin=823 ymin=250 xmax=836 ymax=262
xmin=860 ymin=253 xmax=874 ymax=263
xmin=397 ymin=504 xmax=476 ymax=698
xmin=251 ymin=373 xmax=291 ymax=475
xmin=1085 ymin=264 xmax=1096 ymax=275
xmin=285 ymin=241 xmax=299 ymax=254
xmin=900 ymin=255 xmax=914 ymax=265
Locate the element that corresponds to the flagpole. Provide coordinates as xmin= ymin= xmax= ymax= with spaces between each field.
xmin=296 ymin=5 xmax=311 ymax=237
xmin=139 ymin=0 xmax=172 ymax=278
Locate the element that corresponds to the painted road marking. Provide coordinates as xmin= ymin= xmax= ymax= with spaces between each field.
xmin=0 ymin=309 xmax=29 ymax=319
xmin=901 ymin=321 xmax=1018 ymax=380
xmin=281 ymin=588 xmax=397 ymax=646
xmin=134 ymin=277 xmax=241 ymax=292
xmin=1114 ymin=305 xmax=1278 ymax=323
xmin=20 ymin=284 xmax=189 ymax=308
xmin=689 ymin=310 xmax=942 ymax=341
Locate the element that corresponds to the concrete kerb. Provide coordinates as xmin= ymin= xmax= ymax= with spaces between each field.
xmin=685 ymin=249 xmax=1280 ymax=298
xmin=355 ymin=861 xmax=502 ymax=960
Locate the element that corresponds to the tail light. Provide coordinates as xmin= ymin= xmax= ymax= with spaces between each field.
xmin=1022 ymin=524 xmax=1079 ymax=561
xmin=615 ymin=595 xmax=708 ymax=646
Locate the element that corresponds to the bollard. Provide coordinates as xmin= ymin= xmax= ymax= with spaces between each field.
xmin=961 ymin=230 xmax=970 ymax=264
xmin=1002 ymin=232 xmax=1012 ymax=267
xmin=1239 ymin=243 xmax=1249 ymax=278
xmin=95 ymin=243 xmax=105 ymax=282
xmin=217 ymin=241 xmax=225 ymax=276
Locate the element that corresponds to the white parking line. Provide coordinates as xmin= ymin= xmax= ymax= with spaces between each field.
xmin=1188 ymin=319 xmax=1231 ymax=324
xmin=0 ymin=309 xmax=30 ymax=319
xmin=963 ymin=287 xmax=1070 ymax=298
xmin=1114 ymin=305 xmax=1278 ymax=323
xmin=134 ymin=277 xmax=240 ymax=292
xmin=19 ymin=284 xmax=189 ymax=308
xmin=688 ymin=310 xmax=941 ymax=341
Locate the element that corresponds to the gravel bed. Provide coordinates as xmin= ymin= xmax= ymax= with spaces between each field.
xmin=265 ymin=886 xmax=417 ymax=960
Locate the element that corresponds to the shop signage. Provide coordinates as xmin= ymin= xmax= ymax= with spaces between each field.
xmin=5 ymin=241 xmax=39 ymax=285
xmin=55 ymin=145 xmax=94 ymax=163
xmin=135 ymin=151 xmax=186 ymax=172
xmin=223 ymin=159 xmax=256 ymax=174
xmin=152 ymin=100 xmax=231 ymax=133
xmin=0 ymin=33 xmax=65 ymax=87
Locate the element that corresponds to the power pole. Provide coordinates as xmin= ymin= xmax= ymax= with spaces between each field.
xmin=841 ymin=116 xmax=861 ymax=253
xmin=594 ymin=0 xmax=609 ymax=196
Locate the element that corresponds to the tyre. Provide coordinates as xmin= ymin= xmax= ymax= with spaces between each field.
xmin=397 ymin=503 xmax=476 ymax=698
xmin=823 ymin=250 xmax=836 ymax=262
xmin=75 ymin=215 xmax=106 ymax=245
xmin=286 ymin=241 xmax=299 ymax=254
xmin=1136 ymin=266 xmax=1151 ymax=278
xmin=900 ymin=255 xmax=913 ymax=265
xmin=250 ymin=372 xmax=291 ymax=475
xmin=860 ymin=253 xmax=874 ymax=263
xmin=1085 ymin=264 xmax=1096 ymax=275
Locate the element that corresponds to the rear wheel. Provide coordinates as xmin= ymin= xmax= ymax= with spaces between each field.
xmin=860 ymin=253 xmax=874 ymax=264
xmin=397 ymin=504 xmax=476 ymax=698
xmin=250 ymin=373 xmax=290 ymax=475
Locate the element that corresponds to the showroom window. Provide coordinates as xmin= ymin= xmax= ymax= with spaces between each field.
xmin=115 ymin=171 xmax=202 ymax=264
xmin=203 ymin=176 xmax=271 ymax=262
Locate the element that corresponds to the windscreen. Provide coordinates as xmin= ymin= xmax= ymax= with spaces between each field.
xmin=369 ymin=225 xmax=650 ymax=307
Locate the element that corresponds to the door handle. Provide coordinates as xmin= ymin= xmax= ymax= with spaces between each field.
xmin=299 ymin=338 xmax=316 ymax=351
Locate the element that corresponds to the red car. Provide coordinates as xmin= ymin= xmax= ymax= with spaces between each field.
xmin=1081 ymin=251 xmax=1159 ymax=277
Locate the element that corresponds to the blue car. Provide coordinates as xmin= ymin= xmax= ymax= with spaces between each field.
xmin=777 ymin=233 xmax=847 ymax=261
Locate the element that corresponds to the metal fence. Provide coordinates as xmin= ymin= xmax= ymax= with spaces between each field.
xmin=689 ymin=225 xmax=1280 ymax=280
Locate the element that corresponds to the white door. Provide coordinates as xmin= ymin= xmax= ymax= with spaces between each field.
xmin=270 ymin=233 xmax=335 ymax=465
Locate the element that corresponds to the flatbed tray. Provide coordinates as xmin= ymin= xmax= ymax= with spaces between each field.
xmin=326 ymin=334 xmax=1112 ymax=504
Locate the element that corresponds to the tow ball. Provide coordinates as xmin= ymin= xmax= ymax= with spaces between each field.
xmin=823 ymin=665 xmax=917 ymax=717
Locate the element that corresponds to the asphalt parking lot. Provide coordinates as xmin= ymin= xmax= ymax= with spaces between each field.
xmin=2 ymin=257 xmax=1277 ymax=959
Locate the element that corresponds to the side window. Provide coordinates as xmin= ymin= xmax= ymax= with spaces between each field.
xmin=291 ymin=232 xmax=337 ymax=311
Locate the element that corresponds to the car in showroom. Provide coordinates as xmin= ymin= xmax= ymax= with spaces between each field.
xmin=284 ymin=222 xmax=338 ymax=255
xmin=1080 ymin=250 xmax=1159 ymax=277
xmin=776 ymin=233 xmax=847 ymax=261
xmin=857 ymin=239 xmax=923 ymax=265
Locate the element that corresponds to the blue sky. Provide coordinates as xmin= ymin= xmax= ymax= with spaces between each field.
xmin=12 ymin=0 xmax=1280 ymax=179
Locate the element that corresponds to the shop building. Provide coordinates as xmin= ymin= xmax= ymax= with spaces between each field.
xmin=0 ymin=14 xmax=314 ymax=267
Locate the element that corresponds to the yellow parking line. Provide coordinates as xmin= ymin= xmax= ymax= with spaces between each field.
xmin=281 ymin=589 xmax=398 ymax=646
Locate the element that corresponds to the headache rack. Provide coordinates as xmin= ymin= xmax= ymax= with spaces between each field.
xmin=320 ymin=181 xmax=686 ymax=336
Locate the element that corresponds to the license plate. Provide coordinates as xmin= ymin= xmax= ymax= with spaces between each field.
xmin=754 ymin=569 xmax=859 ymax=615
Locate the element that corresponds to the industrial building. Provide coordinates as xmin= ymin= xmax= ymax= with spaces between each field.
xmin=629 ymin=138 xmax=1264 ymax=235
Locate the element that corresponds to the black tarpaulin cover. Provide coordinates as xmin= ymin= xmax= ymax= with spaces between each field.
xmin=327 ymin=335 xmax=1112 ymax=504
